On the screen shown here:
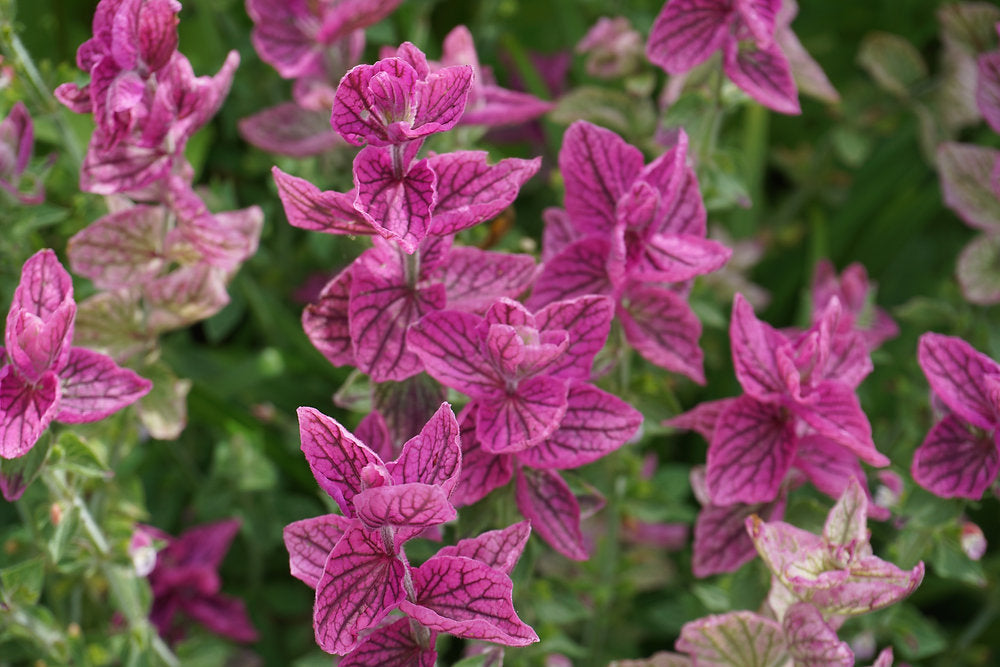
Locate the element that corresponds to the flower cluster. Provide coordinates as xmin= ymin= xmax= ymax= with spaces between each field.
xmin=285 ymin=404 xmax=537 ymax=660
xmin=54 ymin=0 xmax=262 ymax=435
xmin=1 ymin=250 xmax=151 ymax=494
xmin=670 ymin=261 xmax=897 ymax=576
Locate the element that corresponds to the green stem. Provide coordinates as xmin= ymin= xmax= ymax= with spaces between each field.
xmin=697 ymin=65 xmax=727 ymax=164
xmin=1 ymin=21 xmax=84 ymax=168
xmin=585 ymin=460 xmax=626 ymax=666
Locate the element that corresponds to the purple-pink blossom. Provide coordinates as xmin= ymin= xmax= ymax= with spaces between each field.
xmin=1 ymin=250 xmax=151 ymax=466
xmin=134 ymin=519 xmax=258 ymax=644
xmin=0 ymin=102 xmax=46 ymax=204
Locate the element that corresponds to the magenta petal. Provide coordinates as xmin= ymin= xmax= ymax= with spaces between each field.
xmin=476 ymin=376 xmax=569 ymax=454
xmin=407 ymin=310 xmax=502 ymax=395
xmin=332 ymin=60 xmax=413 ymax=147
xmin=535 ymin=295 xmax=614 ymax=380
xmin=723 ymin=39 xmax=801 ymax=115
xmin=560 ymin=121 xmax=644 ymax=237
xmin=303 ymin=267 xmax=356 ymax=368
xmin=912 ymin=414 xmax=1000 ymax=499
xmin=518 ymin=383 xmax=641 ymax=469
xmin=436 ymin=247 xmax=537 ymax=313
xmin=240 ymin=104 xmax=342 ymax=157
xmin=372 ymin=374 xmax=448 ymax=448
xmin=68 ymin=205 xmax=168 ymax=289
xmin=645 ymin=0 xmax=731 ymax=74
xmin=729 ymin=293 xmax=785 ymax=399
xmin=411 ymin=65 xmax=474 ymax=136
xmin=181 ymin=593 xmax=258 ymax=643
xmin=676 ymin=611 xmax=788 ymax=666
xmin=794 ymin=435 xmax=882 ymax=514
xmin=297 ymin=406 xmax=384 ymax=515
xmin=665 ymin=398 xmax=736 ymax=442
xmin=10 ymin=249 xmax=74 ymax=321
xmin=339 ymin=617 xmax=436 ymax=667
xmin=782 ymin=602 xmax=853 ymax=667
xmin=353 ymin=147 xmax=436 ymax=253
xmin=353 ymin=482 xmax=456 ymax=530
xmin=272 ymin=167 xmax=371 ymax=236
xmin=349 ymin=261 xmax=445 ymax=382
xmin=514 ymin=467 xmax=588 ymax=560
xmin=463 ymin=85 xmax=554 ymax=127
xmin=283 ymin=514 xmax=355 ymax=589
xmin=433 ymin=521 xmax=531 ymax=575
xmin=634 ymin=234 xmax=732 ymax=282
xmin=707 ymin=396 xmax=796 ymax=505
xmin=428 ymin=152 xmax=541 ymax=235
xmin=7 ymin=303 xmax=75 ymax=384
xmin=793 ymin=382 xmax=887 ymax=467
xmin=56 ymin=347 xmax=151 ymax=423
xmin=356 ymin=410 xmax=395 ymax=462
xmin=619 ymin=284 xmax=705 ymax=383
xmin=528 ymin=237 xmax=613 ymax=308
xmin=80 ymin=139 xmax=171 ymax=196
xmin=313 ymin=524 xmax=406 ymax=655
xmin=0 ymin=367 xmax=59 ymax=459
xmin=401 ymin=555 xmax=538 ymax=646
xmin=918 ymin=332 xmax=1000 ymax=429
xmin=692 ymin=492 xmax=786 ymax=578
xmin=977 ymin=50 xmax=1000 ymax=134
xmin=452 ymin=408 xmax=514 ymax=507
xmin=388 ymin=402 xmax=461 ymax=491
xmin=541 ymin=208 xmax=579 ymax=263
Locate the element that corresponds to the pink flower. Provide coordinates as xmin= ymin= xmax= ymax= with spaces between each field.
xmin=135 ymin=519 xmax=258 ymax=644
xmin=0 ymin=102 xmax=46 ymax=204
xmin=1 ymin=250 xmax=151 ymax=464
xmin=646 ymin=0 xmax=801 ymax=114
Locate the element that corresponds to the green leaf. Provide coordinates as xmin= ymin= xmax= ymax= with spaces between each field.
xmin=929 ymin=533 xmax=987 ymax=587
xmin=50 ymin=432 xmax=109 ymax=479
xmin=885 ymin=604 xmax=947 ymax=660
xmin=857 ymin=32 xmax=928 ymax=98
xmin=0 ymin=556 xmax=45 ymax=606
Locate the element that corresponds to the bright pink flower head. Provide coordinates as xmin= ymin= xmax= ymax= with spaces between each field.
xmin=694 ymin=294 xmax=886 ymax=507
xmin=913 ymin=332 xmax=1000 ymax=500
xmin=576 ymin=16 xmax=645 ymax=79
xmin=0 ymin=102 xmax=45 ymax=204
xmin=812 ymin=259 xmax=898 ymax=351
xmin=332 ymin=45 xmax=474 ymax=147
xmin=247 ymin=0 xmax=400 ymax=80
xmin=646 ymin=0 xmax=801 ymax=114
xmin=1 ymin=250 xmax=151 ymax=466
xmin=137 ymin=519 xmax=258 ymax=644
xmin=55 ymin=0 xmax=182 ymax=146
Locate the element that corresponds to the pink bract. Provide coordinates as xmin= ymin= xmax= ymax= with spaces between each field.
xmin=1 ymin=250 xmax=151 ymax=463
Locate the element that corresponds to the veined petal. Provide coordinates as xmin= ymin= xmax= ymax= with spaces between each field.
xmin=410 ymin=65 xmax=474 ymax=137
xmin=912 ymin=414 xmax=1000 ymax=499
xmin=518 ymin=383 xmax=641 ymax=469
xmin=792 ymin=381 xmax=887 ymax=467
xmin=433 ymin=521 xmax=531 ymax=575
xmin=428 ymin=152 xmax=541 ymax=236
xmin=339 ymin=617 xmax=436 ymax=667
xmin=388 ymin=402 xmax=461 ymax=491
xmin=313 ymin=524 xmax=406 ymax=654
xmin=646 ymin=0 xmax=732 ymax=74
xmin=297 ymin=406 xmax=385 ymax=515
xmin=514 ymin=467 xmax=588 ymax=560
xmin=723 ymin=39 xmax=801 ymax=115
xmin=782 ymin=602 xmax=853 ymax=667
xmin=400 ymin=555 xmax=538 ymax=646
xmin=353 ymin=482 xmax=456 ymax=530
xmin=407 ymin=310 xmax=503 ymax=396
xmin=936 ymin=142 xmax=1000 ymax=233
xmin=476 ymin=375 xmax=569 ymax=454
xmin=56 ymin=347 xmax=152 ymax=423
xmin=0 ymin=366 xmax=60 ymax=459
xmin=451 ymin=406 xmax=514 ymax=507
xmin=918 ymin=332 xmax=1000 ymax=428
xmin=535 ymin=295 xmax=615 ymax=380
xmin=272 ymin=167 xmax=371 ymax=236
xmin=560 ymin=121 xmax=644 ymax=237
xmin=283 ymin=513 xmax=355 ymax=589
xmin=707 ymin=396 xmax=796 ymax=505
xmin=620 ymin=284 xmax=705 ymax=383
xmin=528 ymin=237 xmax=613 ymax=309
xmin=353 ymin=147 xmax=436 ymax=253
xmin=436 ymin=247 xmax=537 ymax=313
xmin=676 ymin=611 xmax=788 ymax=667
xmin=303 ymin=267 xmax=355 ymax=368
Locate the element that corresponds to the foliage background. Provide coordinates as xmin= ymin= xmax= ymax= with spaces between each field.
xmin=2 ymin=0 xmax=1000 ymax=664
